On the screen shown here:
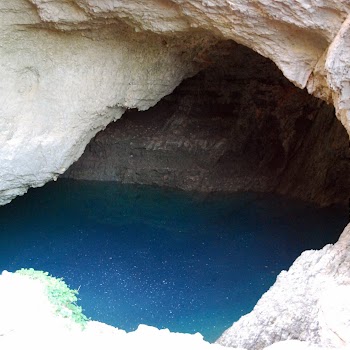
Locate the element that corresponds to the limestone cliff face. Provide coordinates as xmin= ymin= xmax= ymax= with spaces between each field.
xmin=1 ymin=0 xmax=350 ymax=205
xmin=64 ymin=42 xmax=350 ymax=206
xmin=0 ymin=1 xmax=203 ymax=205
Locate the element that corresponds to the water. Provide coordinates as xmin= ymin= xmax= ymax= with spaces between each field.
xmin=0 ymin=180 xmax=347 ymax=342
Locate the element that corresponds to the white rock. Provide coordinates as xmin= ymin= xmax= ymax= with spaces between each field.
xmin=0 ymin=271 xmax=230 ymax=350
xmin=0 ymin=0 xmax=199 ymax=205
xmin=216 ymin=223 xmax=350 ymax=349
xmin=318 ymin=285 xmax=350 ymax=347
xmin=263 ymin=340 xmax=342 ymax=350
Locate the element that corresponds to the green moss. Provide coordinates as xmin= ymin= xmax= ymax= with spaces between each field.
xmin=15 ymin=268 xmax=88 ymax=328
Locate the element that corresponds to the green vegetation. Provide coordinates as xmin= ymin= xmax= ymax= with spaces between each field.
xmin=15 ymin=268 xmax=88 ymax=328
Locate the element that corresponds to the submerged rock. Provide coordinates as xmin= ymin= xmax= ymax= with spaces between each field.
xmin=217 ymin=223 xmax=350 ymax=349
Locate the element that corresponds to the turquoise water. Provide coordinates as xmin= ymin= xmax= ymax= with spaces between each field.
xmin=0 ymin=180 xmax=347 ymax=341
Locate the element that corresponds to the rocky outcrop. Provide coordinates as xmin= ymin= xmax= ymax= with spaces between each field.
xmin=1 ymin=0 xmax=350 ymax=205
xmin=216 ymin=223 xmax=350 ymax=349
xmin=64 ymin=42 xmax=350 ymax=206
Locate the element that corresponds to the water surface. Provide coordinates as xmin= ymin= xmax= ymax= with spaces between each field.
xmin=0 ymin=180 xmax=347 ymax=341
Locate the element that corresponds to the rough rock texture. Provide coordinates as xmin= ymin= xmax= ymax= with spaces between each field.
xmin=64 ymin=42 xmax=350 ymax=206
xmin=263 ymin=341 xmax=344 ymax=350
xmin=1 ymin=0 xmax=350 ymax=205
xmin=0 ymin=0 xmax=205 ymax=205
xmin=216 ymin=223 xmax=350 ymax=350
xmin=30 ymin=0 xmax=350 ymax=120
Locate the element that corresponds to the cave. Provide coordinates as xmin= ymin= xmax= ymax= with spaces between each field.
xmin=2 ymin=1 xmax=350 ymax=348
xmin=1 ymin=39 xmax=349 ymax=345
xmin=64 ymin=41 xmax=350 ymax=207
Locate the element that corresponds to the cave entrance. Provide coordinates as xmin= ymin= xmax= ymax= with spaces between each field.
xmin=65 ymin=41 xmax=350 ymax=207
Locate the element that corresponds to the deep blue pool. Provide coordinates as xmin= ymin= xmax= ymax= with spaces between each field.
xmin=0 ymin=179 xmax=347 ymax=341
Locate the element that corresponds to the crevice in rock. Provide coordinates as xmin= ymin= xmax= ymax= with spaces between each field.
xmin=63 ymin=40 xmax=350 ymax=207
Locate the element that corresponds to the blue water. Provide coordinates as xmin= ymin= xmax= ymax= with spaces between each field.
xmin=0 ymin=180 xmax=347 ymax=341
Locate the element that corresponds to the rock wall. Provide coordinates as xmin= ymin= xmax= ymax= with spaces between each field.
xmin=1 ymin=0 xmax=350 ymax=205
xmin=0 ymin=0 xmax=206 ymax=205
xmin=64 ymin=42 xmax=350 ymax=206
xmin=216 ymin=223 xmax=350 ymax=349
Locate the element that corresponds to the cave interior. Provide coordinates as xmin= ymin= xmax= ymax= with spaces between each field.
xmin=64 ymin=40 xmax=350 ymax=208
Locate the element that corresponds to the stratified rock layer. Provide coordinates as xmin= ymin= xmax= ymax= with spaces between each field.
xmin=216 ymin=223 xmax=350 ymax=349
xmin=1 ymin=0 xmax=350 ymax=205
xmin=64 ymin=42 xmax=350 ymax=206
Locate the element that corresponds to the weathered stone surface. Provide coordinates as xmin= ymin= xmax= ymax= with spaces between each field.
xmin=0 ymin=0 xmax=205 ymax=205
xmin=28 ymin=0 xmax=350 ymax=134
xmin=216 ymin=223 xmax=350 ymax=349
xmin=1 ymin=0 xmax=350 ymax=205
xmin=64 ymin=42 xmax=350 ymax=206
xmin=30 ymin=0 xmax=348 ymax=86
xmin=263 ymin=340 xmax=341 ymax=350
